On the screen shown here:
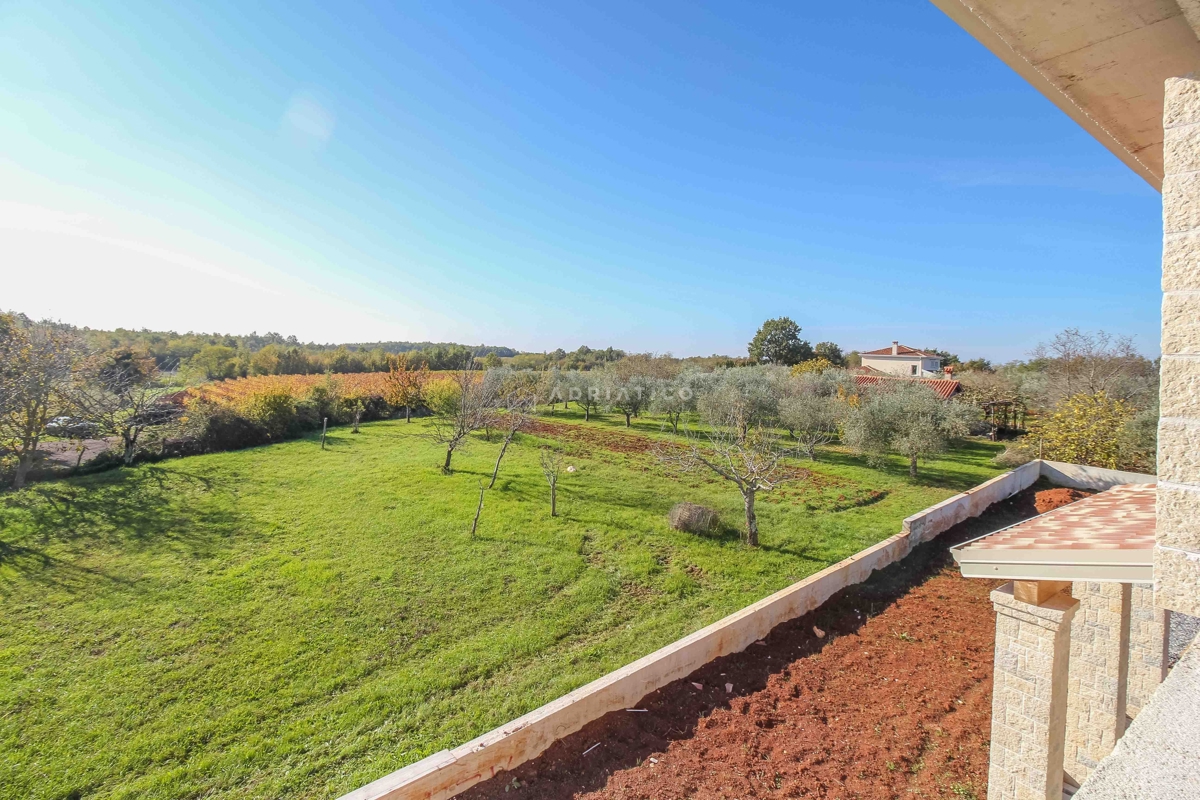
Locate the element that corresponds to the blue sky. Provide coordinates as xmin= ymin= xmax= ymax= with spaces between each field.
xmin=0 ymin=0 xmax=1162 ymax=361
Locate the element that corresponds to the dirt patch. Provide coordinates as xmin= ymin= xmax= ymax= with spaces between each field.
xmin=460 ymin=486 xmax=1085 ymax=800
xmin=1034 ymin=487 xmax=1094 ymax=514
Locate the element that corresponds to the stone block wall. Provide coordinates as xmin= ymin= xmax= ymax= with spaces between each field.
xmin=989 ymin=584 xmax=1078 ymax=800
xmin=1125 ymin=583 xmax=1169 ymax=718
xmin=1066 ymin=582 xmax=1131 ymax=783
xmin=1158 ymin=77 xmax=1200 ymax=617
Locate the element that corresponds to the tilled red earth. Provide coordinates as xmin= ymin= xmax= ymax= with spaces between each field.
xmin=462 ymin=485 xmax=1070 ymax=800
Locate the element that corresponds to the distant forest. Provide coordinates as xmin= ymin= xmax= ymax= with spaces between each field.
xmin=52 ymin=323 xmax=662 ymax=379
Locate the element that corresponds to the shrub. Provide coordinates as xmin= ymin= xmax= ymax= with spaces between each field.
xmin=423 ymin=377 xmax=461 ymax=417
xmin=184 ymin=403 xmax=271 ymax=452
xmin=235 ymin=385 xmax=297 ymax=440
xmin=1031 ymin=391 xmax=1132 ymax=469
xmin=668 ymin=502 xmax=719 ymax=534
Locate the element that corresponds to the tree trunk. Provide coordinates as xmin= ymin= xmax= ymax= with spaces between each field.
xmin=743 ymin=490 xmax=758 ymax=547
xmin=624 ymin=412 xmax=631 ymax=427
xmin=74 ymin=445 xmax=86 ymax=473
xmin=405 ymin=405 xmax=411 ymax=422
xmin=550 ymin=481 xmax=557 ymax=517
xmin=353 ymin=410 xmax=361 ymax=433
xmin=470 ymin=482 xmax=485 ymax=537
xmin=13 ymin=454 xmax=33 ymax=489
xmin=489 ymin=433 xmax=514 ymax=489
xmin=123 ymin=430 xmax=138 ymax=466
xmin=909 ymin=453 xmax=918 ymax=479
xmin=584 ymin=405 xmax=589 ymax=421
xmin=443 ymin=447 xmax=453 ymax=474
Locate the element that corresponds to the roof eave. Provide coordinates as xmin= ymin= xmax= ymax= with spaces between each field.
xmin=927 ymin=0 xmax=1164 ymax=191
xmin=951 ymin=545 xmax=1153 ymax=583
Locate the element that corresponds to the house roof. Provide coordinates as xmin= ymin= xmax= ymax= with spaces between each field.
xmin=860 ymin=344 xmax=938 ymax=357
xmin=951 ymin=483 xmax=1156 ymax=582
xmin=852 ymin=374 xmax=962 ymax=400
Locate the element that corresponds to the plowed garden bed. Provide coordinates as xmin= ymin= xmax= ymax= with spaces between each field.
xmin=462 ymin=485 xmax=1076 ymax=800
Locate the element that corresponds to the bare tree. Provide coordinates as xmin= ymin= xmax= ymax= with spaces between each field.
xmin=0 ymin=317 xmax=78 ymax=488
xmin=1032 ymin=328 xmax=1155 ymax=404
xmin=657 ymin=406 xmax=795 ymax=546
xmin=469 ymin=481 xmax=485 ymax=537
xmin=429 ymin=366 xmax=501 ymax=474
xmin=71 ymin=353 xmax=180 ymax=467
xmin=488 ymin=393 xmax=533 ymax=488
xmin=539 ymin=446 xmax=564 ymax=517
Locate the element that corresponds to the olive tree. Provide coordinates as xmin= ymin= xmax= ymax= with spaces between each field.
xmin=842 ymin=381 xmax=974 ymax=479
xmin=778 ymin=369 xmax=854 ymax=460
xmin=601 ymin=368 xmax=652 ymax=427
xmin=650 ymin=370 xmax=701 ymax=434
xmin=696 ymin=365 xmax=784 ymax=435
xmin=562 ymin=370 xmax=602 ymax=421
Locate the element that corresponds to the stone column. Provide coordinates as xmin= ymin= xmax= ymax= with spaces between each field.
xmin=1125 ymin=583 xmax=1170 ymax=719
xmin=1159 ymin=76 xmax=1200 ymax=618
xmin=988 ymin=582 xmax=1079 ymax=800
xmin=1065 ymin=582 xmax=1131 ymax=784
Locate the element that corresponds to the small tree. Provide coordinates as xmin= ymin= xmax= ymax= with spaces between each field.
xmin=778 ymin=370 xmax=852 ymax=460
xmin=842 ymin=382 xmax=974 ymax=479
xmin=748 ymin=317 xmax=813 ymax=366
xmin=488 ymin=393 xmax=533 ymax=488
xmin=538 ymin=446 xmax=564 ymax=517
xmin=651 ymin=372 xmax=699 ymax=434
xmin=658 ymin=405 xmax=794 ymax=547
xmin=696 ymin=366 xmax=783 ymax=435
xmin=563 ymin=371 xmax=602 ymax=421
xmin=602 ymin=369 xmax=652 ymax=427
xmin=72 ymin=353 xmax=179 ymax=466
xmin=0 ymin=317 xmax=78 ymax=488
xmin=1033 ymin=391 xmax=1134 ymax=469
xmin=429 ymin=366 xmax=501 ymax=474
xmin=383 ymin=353 xmax=429 ymax=422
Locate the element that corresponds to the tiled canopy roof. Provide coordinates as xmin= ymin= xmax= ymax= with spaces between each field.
xmin=852 ymin=374 xmax=961 ymax=400
xmin=951 ymin=483 xmax=1156 ymax=582
xmin=861 ymin=344 xmax=937 ymax=357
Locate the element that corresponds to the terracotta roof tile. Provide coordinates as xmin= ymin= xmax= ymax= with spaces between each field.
xmin=852 ymin=374 xmax=962 ymax=400
xmin=861 ymin=344 xmax=937 ymax=357
xmin=969 ymin=483 xmax=1155 ymax=553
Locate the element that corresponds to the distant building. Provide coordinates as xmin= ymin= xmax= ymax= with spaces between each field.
xmin=858 ymin=342 xmax=942 ymax=377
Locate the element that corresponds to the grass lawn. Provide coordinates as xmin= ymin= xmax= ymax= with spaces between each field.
xmin=0 ymin=411 xmax=1003 ymax=799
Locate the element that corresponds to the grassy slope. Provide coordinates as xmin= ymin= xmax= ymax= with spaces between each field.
xmin=0 ymin=411 xmax=1002 ymax=799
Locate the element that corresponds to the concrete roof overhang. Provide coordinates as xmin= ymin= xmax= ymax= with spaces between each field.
xmin=928 ymin=0 xmax=1200 ymax=190
xmin=951 ymin=483 xmax=1156 ymax=582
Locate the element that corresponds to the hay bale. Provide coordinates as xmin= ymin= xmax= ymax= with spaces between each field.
xmin=668 ymin=502 xmax=719 ymax=534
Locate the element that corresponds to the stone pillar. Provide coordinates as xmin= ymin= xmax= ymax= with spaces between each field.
xmin=1125 ymin=583 xmax=1170 ymax=718
xmin=1065 ymin=582 xmax=1131 ymax=784
xmin=988 ymin=582 xmax=1079 ymax=800
xmin=1158 ymin=76 xmax=1200 ymax=618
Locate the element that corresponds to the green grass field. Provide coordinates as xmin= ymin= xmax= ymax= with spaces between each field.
xmin=0 ymin=411 xmax=1003 ymax=799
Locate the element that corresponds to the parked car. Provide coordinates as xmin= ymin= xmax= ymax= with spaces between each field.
xmin=44 ymin=417 xmax=99 ymax=439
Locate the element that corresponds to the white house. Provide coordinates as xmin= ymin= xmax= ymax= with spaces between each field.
xmin=858 ymin=342 xmax=942 ymax=377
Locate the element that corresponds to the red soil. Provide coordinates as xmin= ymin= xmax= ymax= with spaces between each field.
xmin=460 ymin=486 xmax=1079 ymax=800
xmin=1033 ymin=487 xmax=1094 ymax=514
